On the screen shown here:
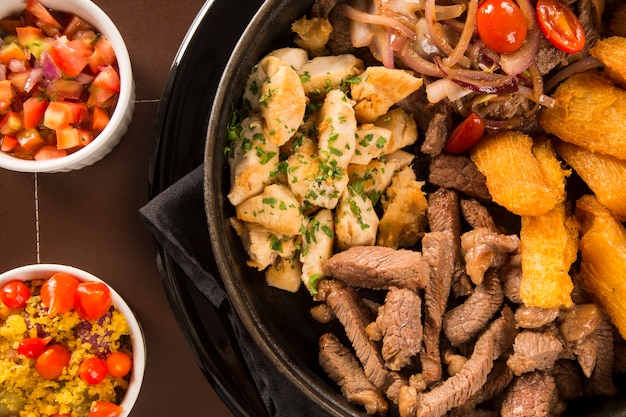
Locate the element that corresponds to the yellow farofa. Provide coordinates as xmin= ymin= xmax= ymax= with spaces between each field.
xmin=0 ymin=286 xmax=131 ymax=417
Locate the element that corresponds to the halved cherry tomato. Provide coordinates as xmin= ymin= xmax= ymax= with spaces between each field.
xmin=106 ymin=351 xmax=132 ymax=378
xmin=40 ymin=273 xmax=79 ymax=317
xmin=75 ymin=281 xmax=112 ymax=321
xmin=23 ymin=97 xmax=49 ymax=129
xmin=0 ymin=280 xmax=31 ymax=309
xmin=88 ymin=401 xmax=123 ymax=417
xmin=49 ymin=36 xmax=92 ymax=77
xmin=17 ymin=336 xmax=52 ymax=358
xmin=476 ymin=0 xmax=528 ymax=54
xmin=34 ymin=344 xmax=71 ymax=379
xmin=444 ymin=113 xmax=485 ymax=154
xmin=536 ymin=0 xmax=586 ymax=53
xmin=79 ymin=357 xmax=108 ymax=384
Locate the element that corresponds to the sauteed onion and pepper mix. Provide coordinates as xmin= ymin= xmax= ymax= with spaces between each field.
xmin=226 ymin=0 xmax=626 ymax=416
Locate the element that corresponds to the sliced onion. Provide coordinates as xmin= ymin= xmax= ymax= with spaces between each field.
xmin=41 ymin=52 xmax=62 ymax=81
xmin=425 ymin=0 xmax=452 ymax=54
xmin=443 ymin=0 xmax=477 ymax=67
xmin=517 ymin=85 xmax=555 ymax=107
xmin=340 ymin=4 xmax=416 ymax=39
xmin=8 ymin=58 xmax=26 ymax=73
xmin=436 ymin=57 xmax=519 ymax=94
xmin=544 ymin=56 xmax=603 ymax=92
xmin=349 ymin=0 xmax=375 ymax=48
xmin=426 ymin=77 xmax=473 ymax=103
xmin=399 ymin=41 xmax=445 ymax=77
xmin=75 ymin=72 xmax=95 ymax=85
xmin=24 ymin=68 xmax=44 ymax=93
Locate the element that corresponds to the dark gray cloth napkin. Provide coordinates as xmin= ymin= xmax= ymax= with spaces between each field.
xmin=139 ymin=165 xmax=327 ymax=417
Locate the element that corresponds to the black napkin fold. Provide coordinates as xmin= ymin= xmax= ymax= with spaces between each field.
xmin=139 ymin=165 xmax=326 ymax=417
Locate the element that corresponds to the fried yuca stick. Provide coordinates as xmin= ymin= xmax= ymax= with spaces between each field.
xmin=554 ymin=140 xmax=626 ymax=220
xmin=470 ymin=131 xmax=565 ymax=216
xmin=590 ymin=36 xmax=626 ymax=88
xmin=576 ymin=194 xmax=626 ymax=339
xmin=520 ymin=202 xmax=579 ymax=309
xmin=539 ymin=70 xmax=626 ymax=160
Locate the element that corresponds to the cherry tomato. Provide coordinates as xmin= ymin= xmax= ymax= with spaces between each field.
xmin=40 ymin=273 xmax=79 ymax=317
xmin=536 ymin=0 xmax=586 ymax=53
xmin=88 ymin=401 xmax=123 ymax=417
xmin=75 ymin=281 xmax=112 ymax=321
xmin=106 ymin=351 xmax=132 ymax=378
xmin=476 ymin=0 xmax=528 ymax=54
xmin=79 ymin=357 xmax=108 ymax=385
xmin=17 ymin=336 xmax=52 ymax=358
xmin=34 ymin=344 xmax=71 ymax=380
xmin=444 ymin=113 xmax=486 ymax=154
xmin=0 ymin=280 xmax=31 ymax=309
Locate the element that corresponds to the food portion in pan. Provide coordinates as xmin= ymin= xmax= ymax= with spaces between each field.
xmin=224 ymin=0 xmax=626 ymax=415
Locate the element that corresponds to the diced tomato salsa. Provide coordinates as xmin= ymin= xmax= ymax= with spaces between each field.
xmin=0 ymin=0 xmax=119 ymax=161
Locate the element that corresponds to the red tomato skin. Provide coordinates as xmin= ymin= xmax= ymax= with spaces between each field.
xmin=17 ymin=336 xmax=52 ymax=358
xmin=49 ymin=36 xmax=92 ymax=77
xmin=34 ymin=344 xmax=71 ymax=379
xmin=79 ymin=357 xmax=108 ymax=384
xmin=75 ymin=281 xmax=112 ymax=321
xmin=23 ymin=97 xmax=49 ymax=129
xmin=40 ymin=273 xmax=79 ymax=317
xmin=476 ymin=0 xmax=528 ymax=54
xmin=88 ymin=401 xmax=123 ymax=417
xmin=0 ymin=280 xmax=31 ymax=309
xmin=106 ymin=351 xmax=132 ymax=378
xmin=444 ymin=113 xmax=486 ymax=154
xmin=92 ymin=66 xmax=121 ymax=92
xmin=536 ymin=0 xmax=586 ymax=53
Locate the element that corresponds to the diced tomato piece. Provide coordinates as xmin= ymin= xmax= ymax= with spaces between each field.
xmin=9 ymin=70 xmax=31 ymax=94
xmin=91 ymin=107 xmax=110 ymax=132
xmin=1 ymin=136 xmax=19 ymax=152
xmin=0 ymin=112 xmax=24 ymax=135
xmin=43 ymin=102 xmax=71 ymax=130
xmin=17 ymin=128 xmax=45 ymax=153
xmin=92 ymin=66 xmax=120 ymax=92
xmin=50 ymin=36 xmax=92 ymax=77
xmin=0 ymin=43 xmax=27 ymax=65
xmin=34 ymin=144 xmax=66 ymax=160
xmin=87 ymin=85 xmax=117 ymax=108
xmin=77 ymin=128 xmax=93 ymax=147
xmin=56 ymin=127 xmax=80 ymax=149
xmin=16 ymin=26 xmax=44 ymax=47
xmin=46 ymin=79 xmax=85 ymax=101
xmin=0 ymin=80 xmax=14 ymax=102
xmin=65 ymin=102 xmax=89 ymax=124
xmin=63 ymin=15 xmax=93 ymax=39
xmin=26 ymin=0 xmax=62 ymax=31
xmin=88 ymin=401 xmax=123 ymax=417
xmin=88 ymin=36 xmax=116 ymax=73
xmin=23 ymin=97 xmax=48 ymax=129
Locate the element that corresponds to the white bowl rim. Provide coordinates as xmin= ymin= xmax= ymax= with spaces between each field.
xmin=0 ymin=263 xmax=146 ymax=417
xmin=0 ymin=0 xmax=134 ymax=173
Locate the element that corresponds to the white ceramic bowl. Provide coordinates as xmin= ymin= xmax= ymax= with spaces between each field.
xmin=0 ymin=263 xmax=146 ymax=417
xmin=0 ymin=0 xmax=134 ymax=173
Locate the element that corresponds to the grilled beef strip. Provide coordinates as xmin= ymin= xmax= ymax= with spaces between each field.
xmin=420 ymin=231 xmax=456 ymax=383
xmin=319 ymin=332 xmax=389 ymax=415
xmin=443 ymin=270 xmax=504 ymax=347
xmin=322 ymin=246 xmax=430 ymax=291
xmin=552 ymin=359 xmax=584 ymax=401
xmin=514 ymin=306 xmax=560 ymax=329
xmin=460 ymin=199 xmax=498 ymax=232
xmin=583 ymin=316 xmax=618 ymax=397
xmin=317 ymin=279 xmax=399 ymax=394
xmin=427 ymin=188 xmax=472 ymax=297
xmin=421 ymin=108 xmax=451 ymax=156
xmin=428 ymin=154 xmax=491 ymax=202
xmin=498 ymin=253 xmax=522 ymax=304
xmin=370 ymin=287 xmax=423 ymax=372
xmin=506 ymin=330 xmax=564 ymax=376
xmin=500 ymin=371 xmax=558 ymax=417
xmin=400 ymin=307 xmax=516 ymax=417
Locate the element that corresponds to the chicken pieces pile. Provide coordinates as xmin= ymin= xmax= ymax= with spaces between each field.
xmin=228 ymin=43 xmax=426 ymax=294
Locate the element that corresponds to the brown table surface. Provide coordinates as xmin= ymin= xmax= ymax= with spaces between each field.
xmin=0 ymin=0 xmax=237 ymax=416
